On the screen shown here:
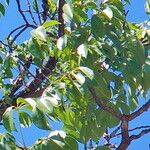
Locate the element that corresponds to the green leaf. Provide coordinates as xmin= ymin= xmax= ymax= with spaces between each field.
xmin=19 ymin=111 xmax=32 ymax=128
xmin=30 ymin=26 xmax=47 ymax=41
xmin=32 ymin=138 xmax=64 ymax=150
xmin=141 ymin=64 xmax=150 ymax=91
xmin=129 ymin=98 xmax=138 ymax=111
xmin=32 ymin=108 xmax=51 ymax=130
xmin=2 ymin=107 xmax=17 ymax=132
xmin=102 ymin=7 xmax=113 ymax=19
xmin=77 ymin=43 xmax=88 ymax=58
xmin=145 ymin=0 xmax=150 ymax=15
xmin=36 ymin=97 xmax=54 ymax=114
xmin=72 ymin=72 xmax=85 ymax=85
xmin=43 ymin=20 xmax=61 ymax=28
xmin=0 ymin=56 xmax=2 ymax=64
xmin=91 ymin=14 xmax=105 ymax=38
xmin=0 ymin=3 xmax=5 ymax=15
xmin=64 ymin=136 xmax=78 ymax=150
xmin=17 ymin=97 xmax=27 ymax=107
xmin=63 ymin=3 xmax=73 ymax=22
xmin=79 ymin=66 xmax=94 ymax=80
xmin=57 ymin=35 xmax=67 ymax=50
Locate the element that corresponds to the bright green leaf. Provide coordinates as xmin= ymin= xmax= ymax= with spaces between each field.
xmin=43 ymin=20 xmax=61 ymax=28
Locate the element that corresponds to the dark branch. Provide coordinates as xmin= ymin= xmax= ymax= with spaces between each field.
xmin=130 ymin=128 xmax=150 ymax=141
xmin=16 ymin=0 xmax=29 ymax=24
xmin=129 ymin=99 xmax=150 ymax=121
xmin=58 ymin=0 xmax=65 ymax=37
xmin=7 ymin=25 xmax=26 ymax=40
xmin=117 ymin=115 xmax=130 ymax=150
xmin=88 ymin=86 xmax=122 ymax=120
xmin=34 ymin=0 xmax=42 ymax=24
xmin=41 ymin=0 xmax=49 ymax=23
xmin=10 ymin=26 xmax=28 ymax=45
xmin=26 ymin=0 xmax=37 ymax=25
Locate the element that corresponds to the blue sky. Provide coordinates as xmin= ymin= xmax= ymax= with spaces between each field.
xmin=0 ymin=0 xmax=150 ymax=149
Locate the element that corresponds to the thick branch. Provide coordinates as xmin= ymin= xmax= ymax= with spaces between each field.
xmin=129 ymin=99 xmax=150 ymax=121
xmin=88 ymin=86 xmax=122 ymax=120
xmin=58 ymin=0 xmax=65 ymax=37
xmin=117 ymin=115 xmax=130 ymax=150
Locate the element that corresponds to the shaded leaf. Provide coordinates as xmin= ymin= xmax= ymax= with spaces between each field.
xmin=19 ymin=111 xmax=32 ymax=128
xmin=32 ymin=108 xmax=51 ymax=130
xmin=2 ymin=107 xmax=16 ymax=132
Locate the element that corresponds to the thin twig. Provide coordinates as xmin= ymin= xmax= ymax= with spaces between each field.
xmin=10 ymin=26 xmax=28 ymax=45
xmin=26 ymin=0 xmax=37 ymax=25
xmin=16 ymin=0 xmax=29 ymax=24
xmin=114 ymin=126 xmax=150 ymax=137
xmin=130 ymin=128 xmax=150 ymax=141
xmin=34 ymin=0 xmax=42 ymax=24
xmin=7 ymin=25 xmax=26 ymax=40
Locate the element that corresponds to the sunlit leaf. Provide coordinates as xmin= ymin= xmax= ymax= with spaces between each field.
xmin=30 ymin=26 xmax=47 ymax=41
xmin=63 ymin=3 xmax=73 ymax=22
xmin=102 ymin=7 xmax=113 ymax=19
xmin=57 ymin=35 xmax=67 ymax=50
xmin=43 ymin=20 xmax=61 ymax=28
xmin=72 ymin=72 xmax=85 ymax=85
xmin=77 ymin=43 xmax=88 ymax=58
xmin=79 ymin=66 xmax=94 ymax=80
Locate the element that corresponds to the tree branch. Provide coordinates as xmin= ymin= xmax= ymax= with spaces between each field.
xmin=129 ymin=99 xmax=150 ymax=121
xmin=130 ymin=128 xmax=150 ymax=141
xmin=26 ymin=0 xmax=37 ymax=25
xmin=58 ymin=0 xmax=65 ymax=37
xmin=16 ymin=0 xmax=29 ymax=24
xmin=41 ymin=0 xmax=49 ymax=23
xmin=34 ymin=0 xmax=42 ymax=24
xmin=117 ymin=115 xmax=130 ymax=150
xmin=88 ymin=86 xmax=122 ymax=120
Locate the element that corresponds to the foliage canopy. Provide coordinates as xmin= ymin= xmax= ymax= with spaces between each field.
xmin=0 ymin=0 xmax=150 ymax=150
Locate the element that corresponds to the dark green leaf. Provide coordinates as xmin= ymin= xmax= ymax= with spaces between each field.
xmin=32 ymin=108 xmax=51 ymax=130
xmin=19 ymin=111 xmax=32 ymax=128
xmin=0 ymin=3 xmax=5 ymax=15
xmin=91 ymin=15 xmax=105 ymax=38
xmin=2 ymin=107 xmax=17 ymax=132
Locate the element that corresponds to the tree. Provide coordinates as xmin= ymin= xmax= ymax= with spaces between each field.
xmin=0 ymin=0 xmax=150 ymax=149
